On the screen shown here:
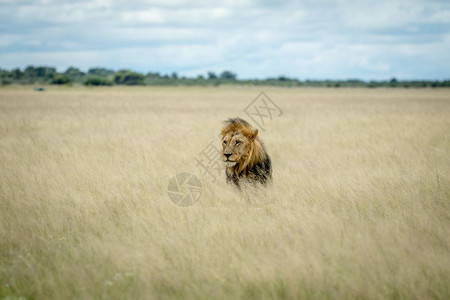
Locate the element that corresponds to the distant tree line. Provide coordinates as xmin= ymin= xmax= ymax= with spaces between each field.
xmin=0 ymin=66 xmax=449 ymax=88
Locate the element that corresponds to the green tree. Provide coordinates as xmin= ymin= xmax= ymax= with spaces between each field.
xmin=0 ymin=69 xmax=13 ymax=85
xmin=84 ymin=76 xmax=113 ymax=86
xmin=88 ymin=67 xmax=114 ymax=78
xmin=114 ymin=70 xmax=144 ymax=85
xmin=146 ymin=72 xmax=161 ymax=78
xmin=51 ymin=75 xmax=72 ymax=85
xmin=389 ymin=77 xmax=398 ymax=87
xmin=64 ymin=67 xmax=85 ymax=82
xmin=23 ymin=66 xmax=56 ymax=83
xmin=207 ymin=72 xmax=217 ymax=80
xmin=220 ymin=70 xmax=237 ymax=80
xmin=11 ymin=68 xmax=23 ymax=81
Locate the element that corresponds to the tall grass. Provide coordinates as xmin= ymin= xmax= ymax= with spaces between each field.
xmin=0 ymin=86 xmax=449 ymax=299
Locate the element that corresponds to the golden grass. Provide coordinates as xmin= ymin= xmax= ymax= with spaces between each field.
xmin=0 ymin=86 xmax=449 ymax=299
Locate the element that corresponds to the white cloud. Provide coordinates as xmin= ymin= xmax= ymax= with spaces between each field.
xmin=120 ymin=10 xmax=166 ymax=24
xmin=0 ymin=34 xmax=22 ymax=47
xmin=118 ymin=7 xmax=232 ymax=26
xmin=0 ymin=0 xmax=449 ymax=79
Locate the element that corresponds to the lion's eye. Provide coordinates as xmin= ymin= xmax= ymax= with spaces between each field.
xmin=223 ymin=140 xmax=227 ymax=145
xmin=235 ymin=141 xmax=241 ymax=146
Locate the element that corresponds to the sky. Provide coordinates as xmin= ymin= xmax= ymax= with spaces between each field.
xmin=0 ymin=0 xmax=449 ymax=80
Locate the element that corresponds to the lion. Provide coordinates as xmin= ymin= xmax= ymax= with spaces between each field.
xmin=221 ymin=118 xmax=272 ymax=186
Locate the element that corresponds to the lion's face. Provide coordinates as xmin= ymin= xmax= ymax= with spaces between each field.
xmin=221 ymin=131 xmax=253 ymax=167
xmin=220 ymin=118 xmax=270 ymax=185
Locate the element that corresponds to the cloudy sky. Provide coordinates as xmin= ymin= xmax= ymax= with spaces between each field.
xmin=0 ymin=0 xmax=449 ymax=80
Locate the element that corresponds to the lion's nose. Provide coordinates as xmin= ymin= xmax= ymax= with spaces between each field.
xmin=224 ymin=153 xmax=232 ymax=159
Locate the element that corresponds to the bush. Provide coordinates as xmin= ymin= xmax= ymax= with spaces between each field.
xmin=84 ymin=76 xmax=113 ymax=86
xmin=64 ymin=67 xmax=85 ymax=83
xmin=114 ymin=70 xmax=144 ymax=85
xmin=88 ymin=67 xmax=115 ymax=77
xmin=220 ymin=70 xmax=237 ymax=80
xmin=1 ymin=79 xmax=12 ymax=85
xmin=51 ymin=75 xmax=72 ymax=85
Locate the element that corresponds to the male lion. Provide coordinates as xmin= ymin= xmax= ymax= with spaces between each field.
xmin=221 ymin=118 xmax=272 ymax=186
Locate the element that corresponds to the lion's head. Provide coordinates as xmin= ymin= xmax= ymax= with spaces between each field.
xmin=220 ymin=118 xmax=266 ymax=174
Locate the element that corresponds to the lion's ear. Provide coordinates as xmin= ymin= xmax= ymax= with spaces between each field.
xmin=250 ymin=129 xmax=258 ymax=140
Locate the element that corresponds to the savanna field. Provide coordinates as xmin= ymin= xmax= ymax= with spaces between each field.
xmin=0 ymin=86 xmax=449 ymax=299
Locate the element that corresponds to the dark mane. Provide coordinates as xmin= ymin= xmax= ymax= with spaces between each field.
xmin=223 ymin=117 xmax=251 ymax=127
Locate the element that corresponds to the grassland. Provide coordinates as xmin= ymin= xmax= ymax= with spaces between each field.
xmin=0 ymin=86 xmax=449 ymax=299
